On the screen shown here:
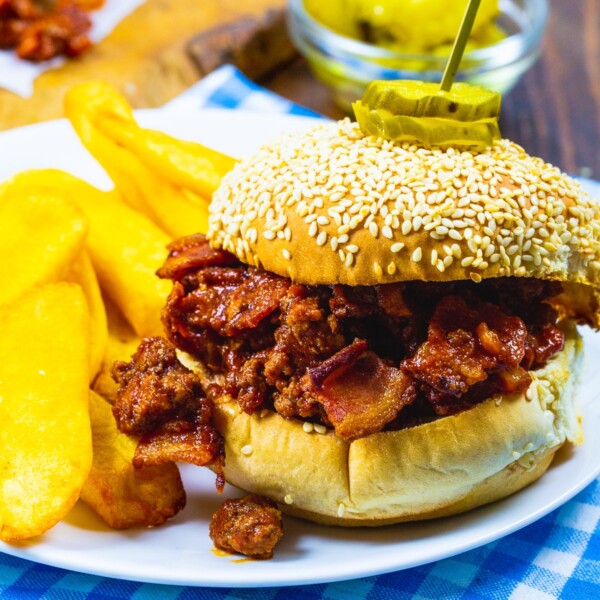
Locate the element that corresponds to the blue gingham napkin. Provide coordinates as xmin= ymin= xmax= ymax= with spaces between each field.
xmin=1 ymin=65 xmax=599 ymax=600
xmin=162 ymin=64 xmax=322 ymax=118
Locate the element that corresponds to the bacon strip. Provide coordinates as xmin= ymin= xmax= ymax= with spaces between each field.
xmin=309 ymin=338 xmax=368 ymax=390
xmin=134 ymin=421 xmax=223 ymax=469
xmin=157 ymin=233 xmax=238 ymax=280
xmin=224 ymin=271 xmax=290 ymax=334
xmin=402 ymin=295 xmax=528 ymax=398
xmin=311 ymin=351 xmax=416 ymax=441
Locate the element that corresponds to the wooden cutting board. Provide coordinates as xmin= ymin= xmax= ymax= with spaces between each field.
xmin=0 ymin=0 xmax=284 ymax=131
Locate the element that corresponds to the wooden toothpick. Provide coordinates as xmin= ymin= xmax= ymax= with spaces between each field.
xmin=440 ymin=0 xmax=482 ymax=91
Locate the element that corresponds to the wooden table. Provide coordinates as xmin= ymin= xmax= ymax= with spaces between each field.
xmin=0 ymin=0 xmax=285 ymax=130
xmin=1 ymin=0 xmax=596 ymax=182
xmin=264 ymin=0 xmax=600 ymax=181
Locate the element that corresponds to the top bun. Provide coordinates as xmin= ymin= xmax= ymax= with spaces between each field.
xmin=209 ymin=120 xmax=600 ymax=325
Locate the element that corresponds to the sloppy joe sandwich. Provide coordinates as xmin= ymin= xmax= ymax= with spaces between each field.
xmin=112 ymin=108 xmax=600 ymax=527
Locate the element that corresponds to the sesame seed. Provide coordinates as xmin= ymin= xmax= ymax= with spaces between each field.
xmin=461 ymin=256 xmax=474 ymax=267
xmin=241 ymin=445 xmax=253 ymax=455
xmin=387 ymin=261 xmax=397 ymax=275
xmin=284 ymin=494 xmax=294 ymax=504
xmin=412 ymin=248 xmax=423 ymax=262
xmin=373 ymin=262 xmax=383 ymax=276
xmin=303 ymin=422 xmax=314 ymax=433
xmin=263 ymin=230 xmax=276 ymax=240
xmin=314 ymin=424 xmax=327 ymax=434
xmin=391 ymin=242 xmax=405 ymax=253
xmin=337 ymin=503 xmax=346 ymax=518
xmin=382 ymin=225 xmax=394 ymax=239
xmin=316 ymin=231 xmax=328 ymax=246
xmin=282 ymin=249 xmax=291 ymax=260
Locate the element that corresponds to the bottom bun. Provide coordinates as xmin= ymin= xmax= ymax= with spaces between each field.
xmin=184 ymin=320 xmax=584 ymax=526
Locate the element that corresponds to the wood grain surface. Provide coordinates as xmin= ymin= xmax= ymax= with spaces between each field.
xmin=0 ymin=0 xmax=284 ymax=131
xmin=263 ymin=0 xmax=600 ymax=180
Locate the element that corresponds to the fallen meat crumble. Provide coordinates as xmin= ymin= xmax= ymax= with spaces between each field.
xmin=209 ymin=495 xmax=283 ymax=559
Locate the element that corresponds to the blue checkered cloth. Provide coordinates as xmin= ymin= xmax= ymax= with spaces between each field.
xmin=1 ymin=65 xmax=599 ymax=600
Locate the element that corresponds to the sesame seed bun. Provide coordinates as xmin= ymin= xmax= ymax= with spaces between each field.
xmin=209 ymin=120 xmax=600 ymax=327
xmin=181 ymin=320 xmax=583 ymax=526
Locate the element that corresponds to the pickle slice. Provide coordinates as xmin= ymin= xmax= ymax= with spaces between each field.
xmin=361 ymin=80 xmax=501 ymax=121
xmin=354 ymin=80 xmax=502 ymax=150
xmin=353 ymin=102 xmax=500 ymax=151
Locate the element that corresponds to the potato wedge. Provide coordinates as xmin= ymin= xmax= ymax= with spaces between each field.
xmin=0 ymin=176 xmax=87 ymax=307
xmin=4 ymin=169 xmax=172 ymax=338
xmin=0 ymin=283 xmax=92 ymax=542
xmin=68 ymin=250 xmax=108 ymax=381
xmin=64 ymin=81 xmax=223 ymax=237
xmin=69 ymin=179 xmax=172 ymax=338
xmin=82 ymin=390 xmax=186 ymax=530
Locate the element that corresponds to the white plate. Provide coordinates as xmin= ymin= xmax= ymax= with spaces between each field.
xmin=0 ymin=110 xmax=599 ymax=588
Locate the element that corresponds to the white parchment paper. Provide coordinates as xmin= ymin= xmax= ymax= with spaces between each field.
xmin=0 ymin=0 xmax=146 ymax=97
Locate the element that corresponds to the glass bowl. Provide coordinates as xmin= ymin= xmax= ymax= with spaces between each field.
xmin=287 ymin=0 xmax=548 ymax=112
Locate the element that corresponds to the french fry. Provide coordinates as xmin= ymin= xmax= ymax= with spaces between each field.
xmin=4 ymin=169 xmax=172 ymax=338
xmin=81 ymin=391 xmax=186 ymax=530
xmin=64 ymin=81 xmax=236 ymax=237
xmin=98 ymin=115 xmax=236 ymax=199
xmin=92 ymin=295 xmax=141 ymax=404
xmin=0 ymin=283 xmax=92 ymax=542
xmin=68 ymin=250 xmax=108 ymax=381
xmin=0 ymin=176 xmax=87 ymax=307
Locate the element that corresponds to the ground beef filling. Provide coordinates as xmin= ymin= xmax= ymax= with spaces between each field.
xmin=159 ymin=234 xmax=565 ymax=442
